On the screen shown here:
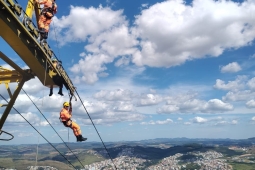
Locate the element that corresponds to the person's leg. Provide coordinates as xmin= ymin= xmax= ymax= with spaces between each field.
xmin=70 ymin=121 xmax=87 ymax=142
xmin=49 ymin=85 xmax=53 ymax=96
xmin=38 ymin=15 xmax=47 ymax=40
xmin=58 ymin=86 xmax=63 ymax=96
xmin=56 ymin=77 xmax=63 ymax=96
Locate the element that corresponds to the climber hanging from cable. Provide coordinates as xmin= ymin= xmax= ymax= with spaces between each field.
xmin=36 ymin=0 xmax=57 ymax=41
xmin=60 ymin=101 xmax=87 ymax=142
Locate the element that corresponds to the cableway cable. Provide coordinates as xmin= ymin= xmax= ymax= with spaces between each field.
xmin=50 ymin=9 xmax=116 ymax=169
xmin=21 ymin=89 xmax=86 ymax=168
xmin=74 ymin=89 xmax=118 ymax=170
xmin=0 ymin=94 xmax=76 ymax=169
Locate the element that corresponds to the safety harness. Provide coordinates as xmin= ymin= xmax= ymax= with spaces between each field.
xmin=59 ymin=96 xmax=73 ymax=128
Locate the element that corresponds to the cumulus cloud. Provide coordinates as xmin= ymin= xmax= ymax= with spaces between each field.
xmin=81 ymin=111 xmax=145 ymax=125
xmin=158 ymin=97 xmax=233 ymax=114
xmin=202 ymin=99 xmax=233 ymax=112
xmin=222 ymin=90 xmax=255 ymax=102
xmin=54 ymin=5 xmax=138 ymax=84
xmin=93 ymin=89 xmax=135 ymax=101
xmin=184 ymin=122 xmax=191 ymax=125
xmin=220 ymin=62 xmax=242 ymax=73
xmin=231 ymin=120 xmax=238 ymax=125
xmin=113 ymin=102 xmax=134 ymax=112
xmin=136 ymin=94 xmax=163 ymax=106
xmin=192 ymin=117 xmax=207 ymax=123
xmin=54 ymin=0 xmax=255 ymax=84
xmin=6 ymin=112 xmax=40 ymax=125
xmin=132 ymin=0 xmax=255 ymax=67
xmin=247 ymin=77 xmax=255 ymax=91
xmin=54 ymin=5 xmax=126 ymax=46
xmin=213 ymin=76 xmax=247 ymax=91
xmin=214 ymin=121 xmax=228 ymax=125
xmin=141 ymin=118 xmax=173 ymax=125
xmin=246 ymin=99 xmax=255 ymax=108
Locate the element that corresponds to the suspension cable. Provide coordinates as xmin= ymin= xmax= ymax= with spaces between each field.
xmin=50 ymin=8 xmax=116 ymax=169
xmin=74 ymin=89 xmax=118 ymax=170
xmin=0 ymin=94 xmax=76 ymax=169
xmin=21 ymin=89 xmax=86 ymax=168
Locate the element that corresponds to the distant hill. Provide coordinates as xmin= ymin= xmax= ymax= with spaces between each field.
xmin=0 ymin=137 xmax=254 ymax=169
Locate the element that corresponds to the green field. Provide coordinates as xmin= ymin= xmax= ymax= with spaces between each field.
xmin=0 ymin=152 xmax=105 ymax=169
xmin=230 ymin=163 xmax=255 ymax=170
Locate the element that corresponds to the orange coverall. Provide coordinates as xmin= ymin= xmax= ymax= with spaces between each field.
xmin=60 ymin=108 xmax=82 ymax=137
xmin=37 ymin=0 xmax=57 ymax=32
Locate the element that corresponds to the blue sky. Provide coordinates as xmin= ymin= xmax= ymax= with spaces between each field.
xmin=0 ymin=0 xmax=255 ymax=145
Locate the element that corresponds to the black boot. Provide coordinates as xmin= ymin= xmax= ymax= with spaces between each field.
xmin=76 ymin=136 xmax=80 ymax=142
xmin=58 ymin=88 xmax=63 ymax=96
xmin=49 ymin=88 xmax=53 ymax=96
xmin=77 ymin=135 xmax=87 ymax=142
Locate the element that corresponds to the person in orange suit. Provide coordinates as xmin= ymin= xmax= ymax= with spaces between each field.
xmin=36 ymin=0 xmax=57 ymax=40
xmin=60 ymin=102 xmax=87 ymax=142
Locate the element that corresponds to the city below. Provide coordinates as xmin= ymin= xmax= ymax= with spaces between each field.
xmin=0 ymin=137 xmax=255 ymax=170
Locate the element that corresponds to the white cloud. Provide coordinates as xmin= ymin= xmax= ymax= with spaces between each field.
xmin=192 ymin=117 xmax=207 ymax=123
xmin=158 ymin=97 xmax=233 ymax=114
xmin=54 ymin=5 xmax=126 ymax=46
xmin=202 ymin=99 xmax=233 ymax=112
xmin=247 ymin=77 xmax=255 ymax=91
xmin=136 ymin=94 xmax=163 ymax=106
xmin=85 ymin=24 xmax=138 ymax=57
xmin=113 ymin=102 xmax=134 ymax=112
xmin=156 ymin=119 xmax=173 ymax=125
xmin=115 ymin=56 xmax=131 ymax=67
xmin=213 ymin=76 xmax=247 ymax=91
xmin=93 ymin=89 xmax=134 ymax=101
xmin=55 ymin=0 xmax=255 ymax=85
xmin=252 ymin=116 xmax=255 ymax=121
xmin=6 ymin=112 xmax=40 ymax=125
xmin=184 ymin=122 xmax=191 ymax=125
xmin=231 ymin=120 xmax=238 ymax=125
xmin=223 ymin=90 xmax=255 ymax=102
xmin=157 ymin=105 xmax=179 ymax=113
xmin=70 ymin=53 xmax=112 ymax=84
xmin=220 ymin=62 xmax=242 ymax=73
xmin=132 ymin=0 xmax=255 ymax=67
xmin=54 ymin=6 xmax=138 ymax=84
xmin=246 ymin=99 xmax=255 ymax=108
xmin=140 ymin=118 xmax=173 ymax=125
xmin=215 ymin=121 xmax=228 ymax=125
xmin=18 ymin=133 xmax=33 ymax=137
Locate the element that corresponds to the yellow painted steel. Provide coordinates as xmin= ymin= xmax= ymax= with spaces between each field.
xmin=25 ymin=0 xmax=34 ymax=19
xmin=0 ymin=0 xmax=54 ymax=86
xmin=0 ymin=0 xmax=76 ymax=96
xmin=0 ymin=0 xmax=77 ymax=138
xmin=25 ymin=0 xmax=40 ymax=25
